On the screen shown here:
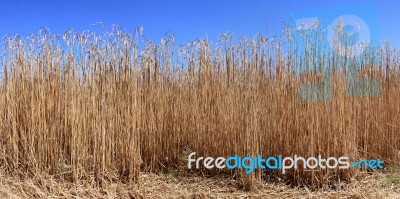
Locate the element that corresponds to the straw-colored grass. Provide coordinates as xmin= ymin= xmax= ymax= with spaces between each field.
xmin=0 ymin=24 xmax=399 ymax=190
xmin=0 ymin=169 xmax=399 ymax=198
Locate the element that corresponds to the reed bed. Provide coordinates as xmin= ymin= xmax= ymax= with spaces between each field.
xmin=0 ymin=24 xmax=399 ymax=188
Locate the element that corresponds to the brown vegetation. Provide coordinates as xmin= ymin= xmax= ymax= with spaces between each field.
xmin=0 ymin=25 xmax=399 ymax=190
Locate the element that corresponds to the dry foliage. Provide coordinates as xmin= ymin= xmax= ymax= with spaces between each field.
xmin=0 ymin=24 xmax=399 ymax=189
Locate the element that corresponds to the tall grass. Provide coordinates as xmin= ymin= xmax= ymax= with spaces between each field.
xmin=0 ymin=23 xmax=399 ymax=187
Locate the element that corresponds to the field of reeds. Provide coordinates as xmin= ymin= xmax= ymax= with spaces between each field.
xmin=0 ymin=23 xmax=399 ymax=191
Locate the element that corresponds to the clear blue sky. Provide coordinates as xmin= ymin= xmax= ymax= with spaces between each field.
xmin=1 ymin=0 xmax=399 ymax=48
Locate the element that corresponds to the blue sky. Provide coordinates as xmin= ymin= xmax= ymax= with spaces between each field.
xmin=1 ymin=0 xmax=399 ymax=48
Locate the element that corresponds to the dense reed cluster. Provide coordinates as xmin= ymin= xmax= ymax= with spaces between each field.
xmin=0 ymin=23 xmax=399 ymax=187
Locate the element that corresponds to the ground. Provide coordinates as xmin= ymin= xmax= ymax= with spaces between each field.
xmin=0 ymin=170 xmax=400 ymax=199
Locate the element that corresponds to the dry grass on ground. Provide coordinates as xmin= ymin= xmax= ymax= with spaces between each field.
xmin=0 ymin=171 xmax=399 ymax=198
